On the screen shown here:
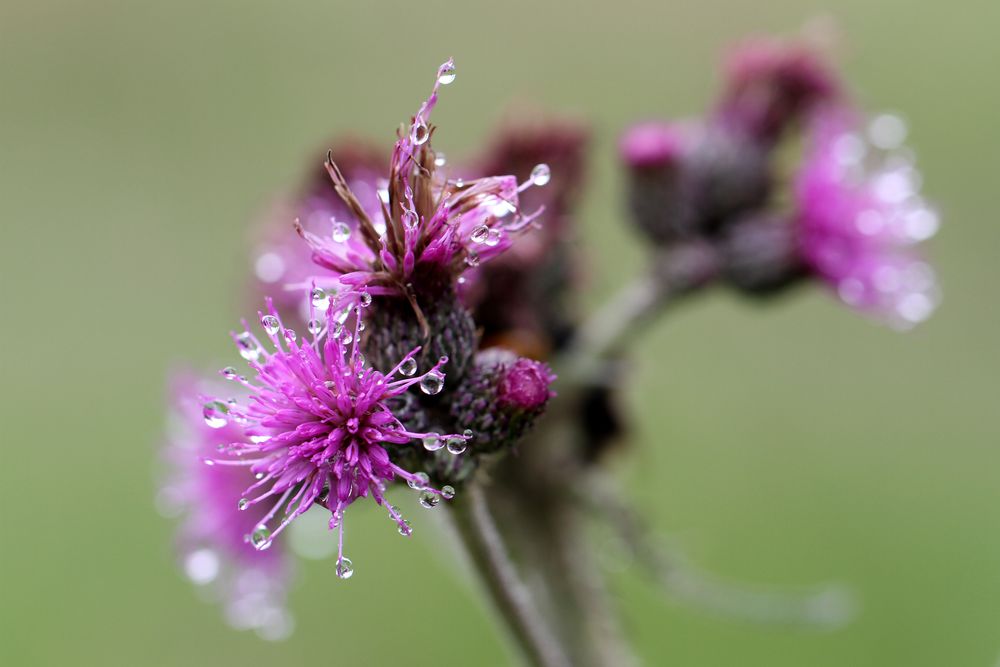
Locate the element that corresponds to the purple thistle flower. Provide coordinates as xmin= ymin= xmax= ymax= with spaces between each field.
xmin=294 ymin=59 xmax=548 ymax=309
xmin=160 ymin=374 xmax=293 ymax=640
xmin=198 ymin=297 xmax=472 ymax=578
xmin=795 ymin=107 xmax=940 ymax=328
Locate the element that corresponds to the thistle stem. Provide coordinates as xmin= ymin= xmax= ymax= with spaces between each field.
xmin=448 ymin=484 xmax=572 ymax=667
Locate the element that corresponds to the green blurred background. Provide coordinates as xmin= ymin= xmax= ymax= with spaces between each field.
xmin=2 ymin=0 xmax=998 ymax=664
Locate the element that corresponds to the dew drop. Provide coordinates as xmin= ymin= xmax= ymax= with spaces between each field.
xmin=470 ymin=224 xmax=490 ymax=244
xmin=358 ymin=290 xmax=372 ymax=307
xmin=341 ymin=331 xmax=354 ymax=345
xmin=463 ymin=429 xmax=474 ymax=439
xmin=434 ymin=152 xmax=447 ymax=168
xmin=336 ymin=557 xmax=354 ymax=579
xmin=311 ymin=288 xmax=331 ymax=312
xmin=437 ymin=62 xmax=456 ymax=85
xmin=238 ymin=498 xmax=249 ymax=511
xmin=530 ymin=163 xmax=551 ymax=186
xmin=260 ymin=315 xmax=280 ymax=336
xmin=399 ymin=357 xmax=418 ymax=377
xmin=419 ymin=491 xmax=441 ymax=509
xmin=407 ymin=471 xmax=430 ymax=490
xmin=251 ymin=526 xmax=272 ymax=551
xmin=465 ymin=251 xmax=480 ymax=267
xmin=411 ymin=121 xmax=429 ymax=145
xmin=398 ymin=520 xmax=413 ymax=536
xmin=331 ymin=220 xmax=351 ymax=243
xmin=441 ymin=485 xmax=456 ymax=500
xmin=446 ymin=437 xmax=467 ymax=455
xmin=283 ymin=329 xmax=297 ymax=342
xmin=419 ymin=371 xmax=445 ymax=395
xmin=307 ymin=318 xmax=323 ymax=335
xmin=485 ymin=229 xmax=502 ymax=247
xmin=202 ymin=401 xmax=229 ymax=429
xmin=402 ymin=207 xmax=418 ymax=229
xmin=221 ymin=366 xmax=238 ymax=379
xmin=236 ymin=332 xmax=261 ymax=361
xmin=423 ymin=434 xmax=443 ymax=451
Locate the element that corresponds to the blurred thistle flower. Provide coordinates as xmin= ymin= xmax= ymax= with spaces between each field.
xmin=794 ymin=108 xmax=940 ymax=328
xmin=715 ymin=36 xmax=841 ymax=144
xmin=160 ymin=374 xmax=293 ymax=640
xmin=250 ymin=141 xmax=385 ymax=321
xmin=195 ymin=298 xmax=471 ymax=579
xmin=464 ymin=114 xmax=590 ymax=358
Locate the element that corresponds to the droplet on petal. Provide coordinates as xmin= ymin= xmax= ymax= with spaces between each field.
xmin=470 ymin=224 xmax=490 ymax=244
xmin=260 ymin=315 xmax=280 ymax=336
xmin=399 ymin=357 xmax=418 ymax=377
xmin=419 ymin=492 xmax=440 ymax=509
xmin=202 ymin=401 xmax=229 ymax=429
xmin=221 ymin=366 xmax=238 ymax=379
xmin=251 ymin=526 xmax=272 ymax=551
xmin=446 ymin=437 xmax=467 ymax=455
xmin=359 ymin=291 xmax=372 ymax=308
xmin=236 ymin=332 xmax=261 ymax=361
xmin=411 ymin=121 xmax=429 ymax=145
xmin=437 ymin=62 xmax=456 ymax=85
xmin=441 ymin=485 xmax=456 ymax=500
xmin=331 ymin=220 xmax=351 ymax=243
xmin=422 ymin=434 xmax=443 ymax=451
xmin=311 ymin=288 xmax=331 ymax=312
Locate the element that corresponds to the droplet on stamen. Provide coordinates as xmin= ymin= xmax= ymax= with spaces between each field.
xmin=331 ymin=220 xmax=351 ymax=243
xmin=411 ymin=121 xmax=429 ymax=145
xmin=251 ymin=526 xmax=272 ymax=551
xmin=236 ymin=332 xmax=261 ymax=361
xmin=202 ymin=401 xmax=229 ymax=429
xmin=221 ymin=366 xmax=238 ymax=379
xmin=419 ymin=492 xmax=440 ymax=509
xmin=311 ymin=288 xmax=331 ymax=312
xmin=470 ymin=224 xmax=490 ymax=244
xmin=260 ymin=315 xmax=280 ymax=336
xmin=399 ymin=357 xmax=418 ymax=377
xmin=437 ymin=62 xmax=456 ymax=85
xmin=419 ymin=372 xmax=445 ymax=395
xmin=446 ymin=437 xmax=467 ymax=455
xmin=530 ymin=163 xmax=551 ymax=186
xmin=422 ymin=434 xmax=443 ymax=451
xmin=336 ymin=557 xmax=354 ymax=580
xmin=441 ymin=485 xmax=456 ymax=500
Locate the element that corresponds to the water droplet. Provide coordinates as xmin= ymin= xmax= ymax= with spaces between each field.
xmin=331 ymin=220 xmax=351 ymax=243
xmin=485 ymin=229 xmax=502 ymax=247
xmin=401 ymin=207 xmax=418 ymax=229
xmin=441 ymin=485 xmax=456 ymax=500
xmin=470 ymin=224 xmax=490 ymax=244
xmin=238 ymin=498 xmax=249 ymax=511
xmin=530 ymin=163 xmax=551 ymax=186
xmin=419 ymin=491 xmax=440 ymax=509
xmin=236 ymin=332 xmax=261 ymax=361
xmin=221 ymin=366 xmax=238 ymax=379
xmin=434 ymin=152 xmax=447 ymax=167
xmin=255 ymin=472 xmax=264 ymax=480
xmin=446 ymin=437 xmax=467 ymax=455
xmin=407 ymin=472 xmax=430 ymax=490
xmin=454 ymin=178 xmax=465 ymax=188
xmin=411 ymin=121 xmax=429 ymax=145
xmin=419 ymin=371 xmax=445 ymax=395
xmin=260 ymin=315 xmax=280 ymax=336
xmin=251 ymin=526 xmax=272 ymax=551
xmin=332 ymin=324 xmax=344 ymax=340
xmin=465 ymin=251 xmax=480 ymax=267
xmin=311 ymin=288 xmax=331 ymax=312
xmin=399 ymin=357 xmax=418 ymax=377
xmin=358 ymin=290 xmax=372 ymax=307
xmin=341 ymin=331 xmax=354 ymax=345
xmin=202 ymin=401 xmax=229 ymax=428
xmin=336 ymin=557 xmax=354 ymax=579
xmin=463 ymin=429 xmax=474 ymax=439
xmin=437 ymin=62 xmax=456 ymax=85
xmin=283 ymin=329 xmax=297 ymax=342
xmin=422 ymin=434 xmax=443 ymax=451
xmin=398 ymin=519 xmax=412 ymax=536
xmin=307 ymin=318 xmax=323 ymax=335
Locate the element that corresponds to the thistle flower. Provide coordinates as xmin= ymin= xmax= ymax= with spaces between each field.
xmin=795 ymin=108 xmax=940 ymax=327
xmin=715 ymin=37 xmax=840 ymax=144
xmin=160 ymin=375 xmax=293 ymax=640
xmin=251 ymin=141 xmax=386 ymax=321
xmin=197 ymin=298 xmax=472 ymax=579
xmin=295 ymin=59 xmax=548 ymax=311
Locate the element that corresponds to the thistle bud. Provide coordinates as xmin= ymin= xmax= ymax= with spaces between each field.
xmin=450 ymin=349 xmax=556 ymax=455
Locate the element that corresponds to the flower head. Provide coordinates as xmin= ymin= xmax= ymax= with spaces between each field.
xmin=795 ymin=108 xmax=940 ymax=328
xmin=198 ymin=298 xmax=471 ymax=578
xmin=295 ymin=60 xmax=548 ymax=310
xmin=715 ymin=37 xmax=841 ymax=143
xmin=160 ymin=374 xmax=293 ymax=639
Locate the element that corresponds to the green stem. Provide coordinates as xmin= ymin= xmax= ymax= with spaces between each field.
xmin=448 ymin=484 xmax=572 ymax=667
